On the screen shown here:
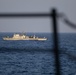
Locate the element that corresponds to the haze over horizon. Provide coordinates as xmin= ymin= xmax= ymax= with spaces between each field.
xmin=0 ymin=0 xmax=76 ymax=33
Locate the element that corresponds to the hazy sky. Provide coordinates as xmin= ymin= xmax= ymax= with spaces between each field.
xmin=0 ymin=0 xmax=76 ymax=33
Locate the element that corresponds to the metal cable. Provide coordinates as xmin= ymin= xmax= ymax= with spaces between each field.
xmin=58 ymin=13 xmax=76 ymax=29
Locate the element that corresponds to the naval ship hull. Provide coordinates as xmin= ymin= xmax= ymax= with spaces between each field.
xmin=3 ymin=38 xmax=47 ymax=41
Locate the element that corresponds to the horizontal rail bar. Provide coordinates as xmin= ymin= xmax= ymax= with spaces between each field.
xmin=0 ymin=13 xmax=51 ymax=18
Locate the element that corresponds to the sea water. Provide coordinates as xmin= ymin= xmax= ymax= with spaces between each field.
xmin=0 ymin=33 xmax=76 ymax=75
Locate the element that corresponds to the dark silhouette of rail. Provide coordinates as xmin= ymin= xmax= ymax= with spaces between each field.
xmin=0 ymin=13 xmax=50 ymax=17
xmin=52 ymin=9 xmax=61 ymax=75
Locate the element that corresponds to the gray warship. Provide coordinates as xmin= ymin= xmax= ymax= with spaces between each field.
xmin=3 ymin=33 xmax=47 ymax=41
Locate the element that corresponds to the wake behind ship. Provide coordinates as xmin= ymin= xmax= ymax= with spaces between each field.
xmin=3 ymin=33 xmax=47 ymax=41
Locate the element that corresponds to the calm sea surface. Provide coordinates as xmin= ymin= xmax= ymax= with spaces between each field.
xmin=0 ymin=33 xmax=76 ymax=75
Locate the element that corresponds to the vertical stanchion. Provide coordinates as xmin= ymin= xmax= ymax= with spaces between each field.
xmin=51 ymin=9 xmax=61 ymax=75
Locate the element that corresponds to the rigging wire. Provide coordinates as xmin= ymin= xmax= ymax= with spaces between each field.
xmin=58 ymin=13 xmax=76 ymax=29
